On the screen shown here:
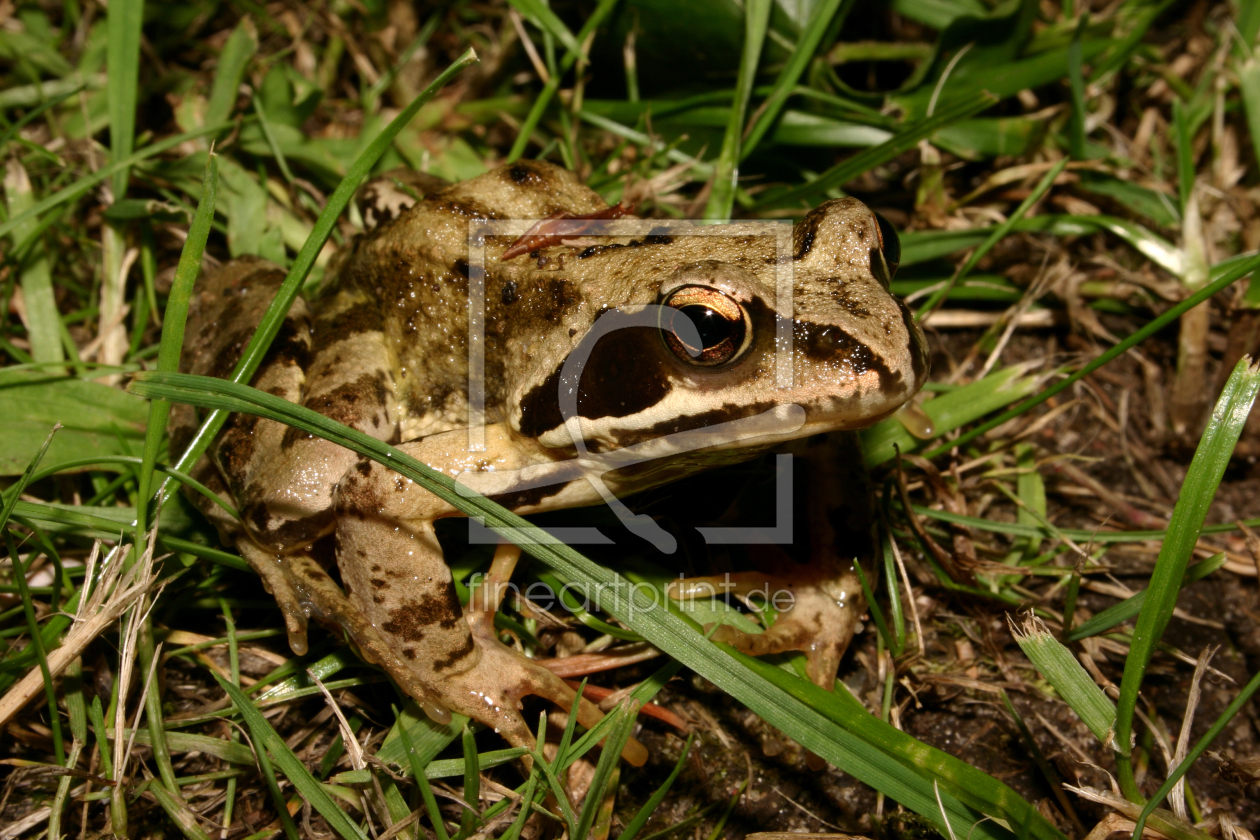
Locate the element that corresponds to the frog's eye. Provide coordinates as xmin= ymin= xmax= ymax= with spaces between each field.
xmin=873 ymin=211 xmax=900 ymax=282
xmin=659 ymin=286 xmax=752 ymax=367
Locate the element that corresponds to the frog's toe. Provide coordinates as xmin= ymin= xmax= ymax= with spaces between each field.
xmin=236 ymin=540 xmax=312 ymax=654
xmin=441 ymin=614 xmax=648 ymax=766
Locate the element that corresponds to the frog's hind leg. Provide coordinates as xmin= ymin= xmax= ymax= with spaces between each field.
xmin=331 ymin=496 xmax=647 ymax=765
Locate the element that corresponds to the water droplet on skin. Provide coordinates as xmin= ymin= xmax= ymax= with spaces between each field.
xmin=894 ymin=401 xmax=934 ymax=439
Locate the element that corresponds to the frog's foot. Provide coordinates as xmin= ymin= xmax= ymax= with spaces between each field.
xmin=667 ymin=556 xmax=864 ymax=691
xmin=433 ymin=608 xmax=648 ymax=766
xmin=451 ymin=543 xmax=648 ymax=766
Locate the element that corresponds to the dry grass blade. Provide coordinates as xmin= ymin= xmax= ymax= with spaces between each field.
xmin=0 ymin=538 xmax=157 ymax=729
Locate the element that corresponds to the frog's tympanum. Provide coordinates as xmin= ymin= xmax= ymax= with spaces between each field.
xmin=175 ymin=160 xmax=928 ymax=761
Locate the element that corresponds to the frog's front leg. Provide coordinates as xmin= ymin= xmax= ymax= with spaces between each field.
xmin=668 ymin=433 xmax=871 ymax=692
xmin=333 ymin=430 xmax=647 ymax=765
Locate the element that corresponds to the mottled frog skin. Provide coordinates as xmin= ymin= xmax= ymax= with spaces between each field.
xmin=174 ymin=160 xmax=928 ymax=758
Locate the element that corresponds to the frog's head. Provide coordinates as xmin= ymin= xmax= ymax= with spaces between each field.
xmin=511 ymin=197 xmax=929 ymax=455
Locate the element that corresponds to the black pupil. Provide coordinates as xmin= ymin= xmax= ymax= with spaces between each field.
xmin=679 ymin=305 xmax=731 ymax=348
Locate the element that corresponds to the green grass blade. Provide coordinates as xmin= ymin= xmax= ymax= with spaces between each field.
xmin=573 ymin=701 xmax=639 ymax=840
xmin=3 ymin=161 xmax=63 ymax=364
xmin=1237 ymin=0 xmax=1260 ymax=49
xmin=148 ymin=780 xmax=215 ymax=840
xmin=1089 ymin=0 xmax=1176 ymax=82
xmin=455 ymin=724 xmax=481 ymax=839
xmin=760 ymin=91 xmax=997 ymax=209
xmin=1114 ymin=359 xmax=1260 ymax=780
xmin=741 ymin=0 xmax=851 ymax=159
xmin=1011 ymin=614 xmax=1116 ymax=743
xmin=393 ymin=704 xmax=450 ymax=840
xmin=507 ymin=0 xmax=580 ymax=56
xmin=212 ymin=673 xmax=368 ymax=840
xmin=880 ymin=530 xmax=906 ymax=654
xmin=129 ymin=371 xmax=1056 ymax=840
xmin=861 ymin=364 xmax=1043 ymax=466
xmin=0 ymin=423 xmax=57 ymax=539
xmin=334 ymin=747 xmax=527 ymax=784
xmin=1237 ymin=59 xmax=1260 ymax=179
xmin=106 ymin=0 xmax=143 ymax=197
xmin=252 ymin=725 xmax=301 ymax=840
xmin=135 ymin=152 xmax=217 ymax=534
xmin=529 ymin=711 xmax=575 ymax=831
xmin=1000 ymin=689 xmax=1085 ymax=836
xmin=251 ymin=93 xmax=296 ymax=185
xmin=128 ymin=153 xmax=220 ymax=813
xmin=735 ymin=650 xmax=1061 ymax=839
xmin=505 ymin=0 xmax=620 ymax=162
xmin=4 ymin=526 xmax=64 ymax=765
xmin=852 ymin=559 xmax=892 ymax=652
xmin=899 ymin=213 xmax=1184 ymax=275
xmin=0 ymin=121 xmax=233 ymax=243
xmin=499 ymin=771 xmax=539 ymax=840
xmin=917 ymin=158 xmax=1067 ymax=319
xmin=205 ymin=20 xmax=257 ymax=129
xmin=615 ymin=734 xmax=694 ymax=840
xmin=1173 ymin=98 xmax=1193 ymax=212
xmin=1066 ymin=14 xmax=1088 ymax=159
xmin=703 ymin=0 xmax=772 ymax=221
xmin=1075 ymin=171 xmax=1179 ymax=228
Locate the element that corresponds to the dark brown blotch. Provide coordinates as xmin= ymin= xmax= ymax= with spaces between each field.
xmin=215 ymin=414 xmax=260 ymax=479
xmin=507 ymin=162 xmax=545 ymax=186
xmin=793 ymin=205 xmax=828 ymax=260
xmin=895 ymin=298 xmax=929 ymax=384
xmin=491 ymin=483 xmax=564 ymax=511
xmin=241 ymin=502 xmax=333 ymax=550
xmin=795 ymin=319 xmax=902 ymax=392
xmin=262 ymin=318 xmax=312 ymax=371
xmin=380 ymin=588 xmax=463 ymax=643
xmin=317 ymin=301 xmax=381 ymax=341
xmin=305 ymin=372 xmax=390 ymax=426
xmin=280 ymin=425 xmax=312 ymax=451
xmin=432 ymin=634 xmax=476 ymax=672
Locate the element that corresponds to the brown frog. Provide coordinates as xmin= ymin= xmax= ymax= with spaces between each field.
xmin=174 ymin=159 xmax=928 ymax=759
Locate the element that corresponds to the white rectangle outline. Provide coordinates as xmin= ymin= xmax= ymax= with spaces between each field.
xmin=464 ymin=219 xmax=796 ymax=549
xmin=466 ymin=219 xmax=794 ymax=451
